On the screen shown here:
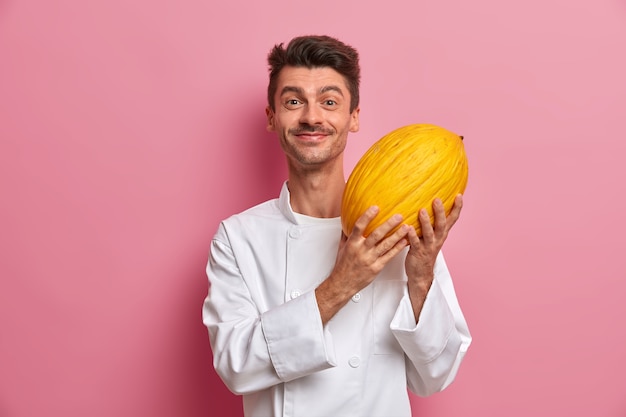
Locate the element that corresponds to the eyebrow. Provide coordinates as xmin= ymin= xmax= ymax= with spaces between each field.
xmin=280 ymin=85 xmax=345 ymax=97
xmin=320 ymin=85 xmax=345 ymax=96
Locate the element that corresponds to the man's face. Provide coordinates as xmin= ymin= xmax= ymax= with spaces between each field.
xmin=266 ymin=66 xmax=360 ymax=171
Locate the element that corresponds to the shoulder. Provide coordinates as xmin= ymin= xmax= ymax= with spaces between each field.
xmin=225 ymin=198 xmax=281 ymax=225
xmin=215 ymin=198 xmax=287 ymax=242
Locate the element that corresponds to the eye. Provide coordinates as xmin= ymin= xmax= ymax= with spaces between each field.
xmin=324 ymin=100 xmax=336 ymax=106
xmin=284 ymin=99 xmax=302 ymax=108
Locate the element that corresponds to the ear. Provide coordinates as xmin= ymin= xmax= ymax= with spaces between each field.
xmin=266 ymin=106 xmax=275 ymax=132
xmin=349 ymin=106 xmax=360 ymax=133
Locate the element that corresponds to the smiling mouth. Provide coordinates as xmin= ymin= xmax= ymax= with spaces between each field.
xmin=292 ymin=132 xmax=330 ymax=144
xmin=297 ymin=132 xmax=327 ymax=138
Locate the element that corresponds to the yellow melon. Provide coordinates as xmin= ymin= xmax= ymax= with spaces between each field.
xmin=341 ymin=123 xmax=468 ymax=237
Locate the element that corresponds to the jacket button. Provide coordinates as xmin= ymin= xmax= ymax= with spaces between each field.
xmin=351 ymin=292 xmax=361 ymax=303
xmin=289 ymin=228 xmax=301 ymax=239
xmin=348 ymin=356 xmax=360 ymax=368
xmin=290 ymin=290 xmax=301 ymax=299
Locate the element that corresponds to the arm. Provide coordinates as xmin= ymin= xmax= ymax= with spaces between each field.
xmin=392 ymin=195 xmax=472 ymax=395
xmin=391 ymin=251 xmax=472 ymax=396
xmin=405 ymin=195 xmax=463 ymax=322
xmin=202 ymin=224 xmax=336 ymax=395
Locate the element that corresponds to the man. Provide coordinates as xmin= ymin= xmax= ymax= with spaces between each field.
xmin=203 ymin=35 xmax=471 ymax=417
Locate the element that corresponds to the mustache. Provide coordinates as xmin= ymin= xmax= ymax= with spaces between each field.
xmin=289 ymin=124 xmax=335 ymax=135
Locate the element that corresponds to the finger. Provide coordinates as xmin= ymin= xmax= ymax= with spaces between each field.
xmin=376 ymin=223 xmax=410 ymax=255
xmin=419 ymin=208 xmax=434 ymax=241
xmin=351 ymin=206 xmax=380 ymax=237
xmin=378 ymin=235 xmax=410 ymax=265
xmin=446 ymin=194 xmax=464 ymax=230
xmin=432 ymin=198 xmax=447 ymax=238
xmin=406 ymin=225 xmax=420 ymax=248
xmin=365 ymin=213 xmax=404 ymax=247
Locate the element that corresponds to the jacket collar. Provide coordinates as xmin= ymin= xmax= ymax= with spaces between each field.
xmin=278 ymin=181 xmax=298 ymax=224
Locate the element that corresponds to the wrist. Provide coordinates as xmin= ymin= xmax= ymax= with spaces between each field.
xmin=315 ymin=273 xmax=355 ymax=324
xmin=407 ymin=273 xmax=433 ymax=299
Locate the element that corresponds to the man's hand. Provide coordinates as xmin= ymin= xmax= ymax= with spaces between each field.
xmin=405 ymin=195 xmax=463 ymax=322
xmin=315 ymin=206 xmax=410 ymax=324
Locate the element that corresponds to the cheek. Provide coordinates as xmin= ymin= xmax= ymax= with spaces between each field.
xmin=336 ymin=116 xmax=357 ymax=133
xmin=275 ymin=112 xmax=297 ymax=127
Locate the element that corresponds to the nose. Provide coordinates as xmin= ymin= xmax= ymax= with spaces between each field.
xmin=299 ymin=104 xmax=323 ymax=125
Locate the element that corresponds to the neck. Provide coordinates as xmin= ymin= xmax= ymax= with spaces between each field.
xmin=287 ymin=162 xmax=346 ymax=218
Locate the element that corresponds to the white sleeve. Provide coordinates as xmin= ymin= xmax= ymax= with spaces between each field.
xmin=390 ymin=251 xmax=472 ymax=396
xmin=202 ymin=224 xmax=336 ymax=395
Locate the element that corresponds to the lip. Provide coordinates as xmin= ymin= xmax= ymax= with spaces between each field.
xmin=295 ymin=133 xmax=329 ymax=142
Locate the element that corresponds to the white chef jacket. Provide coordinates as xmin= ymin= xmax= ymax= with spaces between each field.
xmin=202 ymin=182 xmax=471 ymax=417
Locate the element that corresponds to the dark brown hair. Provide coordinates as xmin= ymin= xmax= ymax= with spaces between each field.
xmin=267 ymin=35 xmax=361 ymax=112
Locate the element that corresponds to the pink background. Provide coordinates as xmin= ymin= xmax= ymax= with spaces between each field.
xmin=1 ymin=0 xmax=625 ymax=416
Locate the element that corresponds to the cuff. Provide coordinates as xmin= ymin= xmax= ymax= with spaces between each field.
xmin=390 ymin=279 xmax=457 ymax=363
xmin=261 ymin=290 xmax=336 ymax=381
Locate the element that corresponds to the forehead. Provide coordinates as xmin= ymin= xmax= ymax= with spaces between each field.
xmin=276 ymin=66 xmax=350 ymax=96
